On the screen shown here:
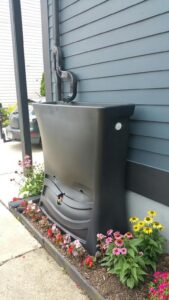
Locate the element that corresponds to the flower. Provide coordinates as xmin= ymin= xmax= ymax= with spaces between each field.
xmin=97 ymin=233 xmax=106 ymax=240
xmin=107 ymin=229 xmax=113 ymax=236
xmin=67 ymin=245 xmax=74 ymax=254
xmin=56 ymin=233 xmax=63 ymax=243
xmin=83 ymin=256 xmax=94 ymax=268
xmin=144 ymin=216 xmax=153 ymax=224
xmin=112 ymin=247 xmax=121 ymax=256
xmin=133 ymin=225 xmax=140 ymax=232
xmin=147 ymin=210 xmax=157 ymax=217
xmin=113 ymin=232 xmax=123 ymax=240
xmin=143 ymin=227 xmax=152 ymax=234
xmin=152 ymin=222 xmax=164 ymax=231
xmin=20 ymin=200 xmax=28 ymax=207
xmin=63 ymin=234 xmax=71 ymax=245
xmin=73 ymin=239 xmax=82 ymax=249
xmin=129 ymin=216 xmax=139 ymax=223
xmin=105 ymin=237 xmax=113 ymax=245
xmin=120 ymin=248 xmax=127 ymax=255
xmin=47 ymin=228 xmax=53 ymax=237
xmin=124 ymin=232 xmax=133 ymax=239
xmin=12 ymin=197 xmax=22 ymax=202
xmin=138 ymin=221 xmax=145 ymax=227
xmin=114 ymin=239 xmax=124 ymax=247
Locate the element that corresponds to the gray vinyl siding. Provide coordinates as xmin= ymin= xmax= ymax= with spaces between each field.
xmin=47 ymin=0 xmax=169 ymax=172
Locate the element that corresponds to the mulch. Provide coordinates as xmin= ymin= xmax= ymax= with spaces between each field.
xmin=25 ymin=215 xmax=169 ymax=300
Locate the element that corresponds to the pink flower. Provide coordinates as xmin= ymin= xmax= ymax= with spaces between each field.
xmin=112 ymin=247 xmax=121 ymax=256
xmin=107 ymin=229 xmax=113 ymax=236
xmin=113 ymin=232 xmax=123 ymax=240
xmin=73 ymin=239 xmax=82 ymax=249
xmin=124 ymin=232 xmax=133 ymax=239
xmin=153 ymin=272 xmax=161 ymax=277
xmin=105 ymin=237 xmax=113 ymax=245
xmin=160 ymin=272 xmax=168 ymax=279
xmin=120 ymin=248 xmax=127 ymax=255
xmin=97 ymin=233 xmax=106 ymax=240
xmin=114 ymin=239 xmax=124 ymax=247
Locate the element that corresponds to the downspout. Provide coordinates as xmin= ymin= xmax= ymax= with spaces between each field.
xmin=52 ymin=0 xmax=77 ymax=103
xmin=53 ymin=0 xmax=61 ymax=101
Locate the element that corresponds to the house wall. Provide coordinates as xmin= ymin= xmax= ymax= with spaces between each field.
xmin=0 ymin=0 xmax=43 ymax=106
xmin=44 ymin=0 xmax=169 ymax=244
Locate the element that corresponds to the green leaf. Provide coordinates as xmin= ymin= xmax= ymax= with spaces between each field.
xmin=128 ymin=249 xmax=135 ymax=258
xmin=126 ymin=278 xmax=135 ymax=289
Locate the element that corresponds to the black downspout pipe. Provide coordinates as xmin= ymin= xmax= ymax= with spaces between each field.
xmin=9 ymin=0 xmax=32 ymax=163
xmin=53 ymin=0 xmax=61 ymax=102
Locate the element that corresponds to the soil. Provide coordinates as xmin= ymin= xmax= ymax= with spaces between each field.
xmin=25 ymin=214 xmax=169 ymax=300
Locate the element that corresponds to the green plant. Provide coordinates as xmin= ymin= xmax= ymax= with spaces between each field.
xmin=130 ymin=211 xmax=166 ymax=271
xmin=0 ymin=103 xmax=16 ymax=127
xmin=40 ymin=73 xmax=46 ymax=97
xmin=101 ymin=234 xmax=147 ymax=289
xmin=13 ymin=155 xmax=44 ymax=197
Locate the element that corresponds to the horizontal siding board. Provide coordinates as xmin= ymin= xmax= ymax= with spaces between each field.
xmin=129 ymin=121 xmax=169 ymax=140
xmin=60 ymin=0 xmax=145 ymax=33
xmin=65 ymin=52 xmax=169 ymax=79
xmin=128 ymin=149 xmax=169 ymax=172
xmin=50 ymin=0 xmax=169 ymax=173
xmin=132 ymin=106 xmax=169 ymax=122
xmin=60 ymin=0 xmax=106 ymax=22
xmin=129 ymin=136 xmax=169 ymax=156
xmin=61 ymin=0 xmax=169 ymax=45
xmin=68 ymin=90 xmax=169 ymax=105
xmin=64 ymin=71 xmax=169 ymax=92
xmin=59 ymin=0 xmax=79 ymax=11
xmin=64 ymin=32 xmax=169 ymax=67
xmin=61 ymin=13 xmax=169 ymax=56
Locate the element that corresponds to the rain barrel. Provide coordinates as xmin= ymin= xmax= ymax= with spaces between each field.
xmin=33 ymin=102 xmax=135 ymax=254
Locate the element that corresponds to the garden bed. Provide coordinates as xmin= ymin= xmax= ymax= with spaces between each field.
xmin=9 ymin=204 xmax=169 ymax=300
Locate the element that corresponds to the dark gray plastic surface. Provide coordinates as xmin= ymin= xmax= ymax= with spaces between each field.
xmin=34 ymin=102 xmax=134 ymax=254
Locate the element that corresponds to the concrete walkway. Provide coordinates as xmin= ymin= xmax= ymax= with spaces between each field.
xmin=0 ymin=141 xmax=88 ymax=300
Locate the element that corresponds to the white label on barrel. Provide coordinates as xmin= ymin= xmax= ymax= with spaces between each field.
xmin=115 ymin=122 xmax=122 ymax=131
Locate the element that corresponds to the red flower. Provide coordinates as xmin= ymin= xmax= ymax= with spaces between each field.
xmin=12 ymin=197 xmax=22 ymax=202
xmin=84 ymin=256 xmax=94 ymax=268
xmin=20 ymin=200 xmax=28 ymax=207
xmin=67 ymin=245 xmax=74 ymax=254
xmin=56 ymin=233 xmax=63 ymax=242
xmin=47 ymin=228 xmax=53 ymax=237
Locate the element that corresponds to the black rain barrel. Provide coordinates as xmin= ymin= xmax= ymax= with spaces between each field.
xmin=33 ymin=102 xmax=135 ymax=254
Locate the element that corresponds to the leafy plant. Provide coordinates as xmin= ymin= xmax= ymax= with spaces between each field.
xmin=0 ymin=103 xmax=16 ymax=127
xmin=13 ymin=155 xmax=44 ymax=197
xmin=148 ymin=271 xmax=169 ymax=299
xmin=40 ymin=73 xmax=46 ymax=97
xmin=130 ymin=211 xmax=166 ymax=271
xmin=98 ymin=210 xmax=166 ymax=289
xmin=101 ymin=233 xmax=147 ymax=289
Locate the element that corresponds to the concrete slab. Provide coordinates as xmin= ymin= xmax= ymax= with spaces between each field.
xmin=0 ymin=174 xmax=19 ymax=206
xmin=0 ymin=141 xmax=43 ymax=175
xmin=0 ymin=141 xmax=44 ymax=206
xmin=0 ymin=203 xmax=40 ymax=264
xmin=0 ymin=248 xmax=88 ymax=300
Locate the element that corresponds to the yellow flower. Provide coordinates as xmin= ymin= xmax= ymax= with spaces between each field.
xmin=138 ymin=221 xmax=145 ymax=228
xmin=152 ymin=222 xmax=164 ymax=231
xmin=144 ymin=216 xmax=153 ymax=224
xmin=143 ymin=227 xmax=153 ymax=234
xmin=129 ymin=216 xmax=139 ymax=223
xmin=147 ymin=210 xmax=157 ymax=217
xmin=133 ymin=225 xmax=140 ymax=232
